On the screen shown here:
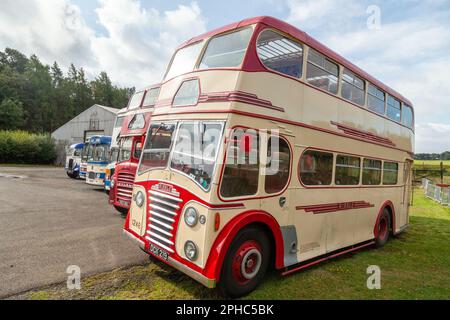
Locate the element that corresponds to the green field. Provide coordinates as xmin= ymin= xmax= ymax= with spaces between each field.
xmin=414 ymin=160 xmax=450 ymax=168
xmin=25 ymin=188 xmax=450 ymax=300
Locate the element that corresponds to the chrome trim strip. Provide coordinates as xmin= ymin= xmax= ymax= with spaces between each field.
xmin=149 ymin=190 xmax=182 ymax=203
xmin=148 ymin=231 xmax=174 ymax=245
xmin=149 ymin=210 xmax=175 ymax=223
xmin=148 ymin=224 xmax=172 ymax=237
xmin=146 ymin=236 xmax=174 ymax=253
xmin=149 ymin=217 xmax=173 ymax=230
xmin=149 ymin=196 xmax=180 ymax=209
xmin=149 ymin=203 xmax=177 ymax=216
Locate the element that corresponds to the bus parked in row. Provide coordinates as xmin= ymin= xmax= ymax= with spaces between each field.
xmin=104 ymin=147 xmax=119 ymax=194
xmin=109 ymin=85 xmax=160 ymax=214
xmin=86 ymin=135 xmax=112 ymax=187
xmin=123 ymin=16 xmax=414 ymax=297
xmin=79 ymin=140 xmax=93 ymax=180
xmin=104 ymin=108 xmax=127 ymax=194
xmin=65 ymin=143 xmax=84 ymax=179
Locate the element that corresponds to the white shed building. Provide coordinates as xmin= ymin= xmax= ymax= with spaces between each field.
xmin=51 ymin=104 xmax=120 ymax=165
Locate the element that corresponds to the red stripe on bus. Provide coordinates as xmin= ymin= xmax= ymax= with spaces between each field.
xmin=296 ymin=201 xmax=375 ymax=214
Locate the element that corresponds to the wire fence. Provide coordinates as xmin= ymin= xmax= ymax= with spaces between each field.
xmin=422 ymin=178 xmax=450 ymax=206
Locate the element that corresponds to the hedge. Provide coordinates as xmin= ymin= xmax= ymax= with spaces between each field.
xmin=0 ymin=130 xmax=56 ymax=164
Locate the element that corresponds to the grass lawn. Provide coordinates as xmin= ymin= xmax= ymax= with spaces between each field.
xmin=24 ymin=188 xmax=450 ymax=300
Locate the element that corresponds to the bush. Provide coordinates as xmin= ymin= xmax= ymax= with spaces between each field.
xmin=0 ymin=130 xmax=56 ymax=164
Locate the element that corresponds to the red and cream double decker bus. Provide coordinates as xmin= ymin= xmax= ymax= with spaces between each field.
xmin=109 ymin=85 xmax=160 ymax=214
xmin=123 ymin=16 xmax=414 ymax=297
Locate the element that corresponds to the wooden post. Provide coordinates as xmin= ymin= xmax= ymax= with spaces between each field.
xmin=440 ymin=161 xmax=444 ymax=184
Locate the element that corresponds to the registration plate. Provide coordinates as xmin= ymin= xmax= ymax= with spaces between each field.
xmin=119 ymin=200 xmax=130 ymax=207
xmin=149 ymin=243 xmax=169 ymax=261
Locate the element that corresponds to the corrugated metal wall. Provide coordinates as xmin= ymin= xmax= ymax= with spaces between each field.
xmin=51 ymin=105 xmax=118 ymax=165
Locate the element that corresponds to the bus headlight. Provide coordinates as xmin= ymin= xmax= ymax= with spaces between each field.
xmin=184 ymin=207 xmax=198 ymax=227
xmin=184 ymin=241 xmax=198 ymax=261
xmin=135 ymin=191 xmax=145 ymax=207
xmin=110 ymin=178 xmax=115 ymax=188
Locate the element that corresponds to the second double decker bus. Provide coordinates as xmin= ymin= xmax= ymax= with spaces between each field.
xmin=123 ymin=16 xmax=414 ymax=297
xmin=109 ymin=85 xmax=160 ymax=214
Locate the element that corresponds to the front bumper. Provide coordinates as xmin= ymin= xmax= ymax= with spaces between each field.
xmin=86 ymin=177 xmax=105 ymax=186
xmin=122 ymin=229 xmax=216 ymax=289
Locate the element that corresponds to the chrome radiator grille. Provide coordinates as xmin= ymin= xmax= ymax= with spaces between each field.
xmin=116 ymin=172 xmax=134 ymax=202
xmin=145 ymin=189 xmax=183 ymax=253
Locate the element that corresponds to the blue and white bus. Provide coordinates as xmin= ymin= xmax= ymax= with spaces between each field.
xmin=86 ymin=136 xmax=112 ymax=186
xmin=65 ymin=143 xmax=84 ymax=179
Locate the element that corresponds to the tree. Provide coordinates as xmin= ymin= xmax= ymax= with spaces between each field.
xmin=0 ymin=47 xmax=135 ymax=132
xmin=91 ymin=71 xmax=114 ymax=107
xmin=0 ymin=98 xmax=25 ymax=129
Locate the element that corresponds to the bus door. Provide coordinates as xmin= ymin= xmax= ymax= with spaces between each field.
xmin=287 ymin=148 xmax=329 ymax=264
xmin=260 ymin=133 xmax=298 ymax=267
xmin=401 ymin=160 xmax=413 ymax=227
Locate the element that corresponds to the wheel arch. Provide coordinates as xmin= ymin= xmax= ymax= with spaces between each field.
xmin=374 ymin=200 xmax=396 ymax=238
xmin=203 ymin=210 xmax=284 ymax=281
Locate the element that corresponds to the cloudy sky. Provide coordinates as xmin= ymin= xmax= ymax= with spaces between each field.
xmin=0 ymin=0 xmax=449 ymax=153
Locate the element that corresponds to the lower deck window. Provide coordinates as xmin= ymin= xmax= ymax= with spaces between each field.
xmin=335 ymin=155 xmax=361 ymax=185
xmin=220 ymin=129 xmax=259 ymax=198
xmin=362 ymin=159 xmax=382 ymax=185
xmin=383 ymin=162 xmax=398 ymax=185
xmin=300 ymin=150 xmax=333 ymax=185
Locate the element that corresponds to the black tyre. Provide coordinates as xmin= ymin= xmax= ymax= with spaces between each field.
xmin=218 ymin=226 xmax=270 ymax=298
xmin=375 ymin=208 xmax=391 ymax=248
xmin=66 ymin=171 xmax=78 ymax=179
xmin=114 ymin=205 xmax=128 ymax=215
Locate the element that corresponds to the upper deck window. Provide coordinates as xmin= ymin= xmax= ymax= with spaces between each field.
xmin=387 ymin=95 xmax=401 ymax=122
xmin=402 ymin=104 xmax=414 ymax=128
xmin=368 ymin=84 xmax=385 ymax=115
xmin=165 ymin=41 xmax=204 ymax=81
xmin=342 ymin=69 xmax=365 ymax=106
xmin=257 ymin=30 xmax=303 ymax=78
xmin=128 ymin=113 xmax=146 ymax=130
xmin=114 ymin=116 xmax=124 ymax=129
xmin=142 ymin=87 xmax=160 ymax=107
xmin=199 ymin=28 xmax=253 ymax=69
xmin=128 ymin=91 xmax=145 ymax=110
xmin=306 ymin=49 xmax=339 ymax=94
xmin=173 ymin=79 xmax=200 ymax=107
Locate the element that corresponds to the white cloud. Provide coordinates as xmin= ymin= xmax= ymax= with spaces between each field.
xmin=91 ymin=0 xmax=207 ymax=87
xmin=416 ymin=123 xmax=450 ymax=153
xmin=0 ymin=0 xmax=207 ymax=88
xmin=0 ymin=0 xmax=94 ymax=67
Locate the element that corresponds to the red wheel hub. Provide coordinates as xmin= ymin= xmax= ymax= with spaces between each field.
xmin=379 ymin=215 xmax=388 ymax=240
xmin=231 ymin=240 xmax=262 ymax=285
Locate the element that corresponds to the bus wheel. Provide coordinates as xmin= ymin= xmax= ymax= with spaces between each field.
xmin=218 ymin=227 xmax=270 ymax=298
xmin=114 ymin=205 xmax=128 ymax=215
xmin=66 ymin=172 xmax=77 ymax=179
xmin=375 ymin=208 xmax=391 ymax=248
